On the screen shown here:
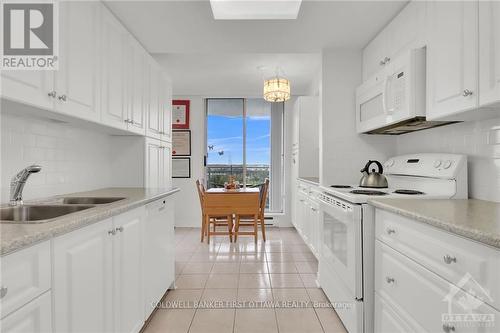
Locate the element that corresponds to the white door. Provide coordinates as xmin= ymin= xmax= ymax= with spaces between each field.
xmin=374 ymin=293 xmax=415 ymax=333
xmin=0 ymin=292 xmax=52 ymax=333
xmin=479 ymin=0 xmax=500 ymax=107
xmin=363 ymin=32 xmax=389 ymax=81
xmin=144 ymin=198 xmax=175 ymax=319
xmin=126 ymin=38 xmax=147 ymax=135
xmin=113 ymin=208 xmax=144 ymax=333
xmin=160 ymin=143 xmax=172 ymax=189
xmin=145 ymin=139 xmax=161 ymax=188
xmin=0 ymin=71 xmax=54 ymax=110
xmin=427 ymin=1 xmax=478 ymax=120
xmin=53 ymin=219 xmax=113 ymax=333
xmin=159 ymin=77 xmax=172 ymax=142
xmin=100 ymin=6 xmax=127 ymax=129
xmin=146 ymin=68 xmax=162 ymax=139
xmin=55 ymin=1 xmax=99 ymax=121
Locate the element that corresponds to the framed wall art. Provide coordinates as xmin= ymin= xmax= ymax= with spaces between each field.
xmin=172 ymin=157 xmax=191 ymax=178
xmin=172 ymin=100 xmax=190 ymax=129
xmin=172 ymin=130 xmax=191 ymax=156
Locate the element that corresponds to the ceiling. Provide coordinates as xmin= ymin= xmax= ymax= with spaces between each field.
xmin=106 ymin=0 xmax=408 ymax=95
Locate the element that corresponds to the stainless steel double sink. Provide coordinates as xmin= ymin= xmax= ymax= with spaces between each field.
xmin=0 ymin=197 xmax=126 ymax=224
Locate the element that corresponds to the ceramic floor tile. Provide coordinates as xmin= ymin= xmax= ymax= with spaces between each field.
xmin=240 ymin=262 xmax=268 ymax=274
xmin=275 ymin=308 xmax=324 ymax=333
xmin=175 ymin=274 xmax=208 ymax=289
xmin=315 ymin=308 xmax=348 ymax=333
xmin=272 ymin=288 xmax=311 ymax=308
xmin=143 ymin=309 xmax=195 ymax=333
xmin=200 ymin=288 xmax=238 ymax=305
xmin=295 ymin=261 xmax=318 ymax=274
xmin=234 ymin=309 xmax=279 ymax=333
xmin=211 ymin=262 xmax=240 ymax=274
xmin=182 ymin=262 xmax=214 ymax=274
xmin=292 ymin=252 xmax=318 ymax=262
xmin=188 ymin=309 xmax=235 ymax=333
xmin=175 ymin=262 xmax=188 ymax=275
xmin=163 ymin=289 xmax=203 ymax=308
xmin=300 ymin=273 xmax=319 ymax=288
xmin=266 ymin=252 xmax=295 ymax=262
xmin=306 ymin=288 xmax=331 ymax=308
xmin=238 ymin=274 xmax=271 ymax=289
xmin=267 ymin=262 xmax=298 ymax=274
xmin=269 ymin=274 xmax=304 ymax=288
xmin=237 ymin=288 xmax=274 ymax=304
xmin=205 ymin=273 xmax=239 ymax=289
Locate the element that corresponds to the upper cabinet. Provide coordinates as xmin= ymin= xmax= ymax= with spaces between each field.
xmin=362 ymin=1 xmax=427 ymax=81
xmin=479 ymin=1 xmax=500 ymax=109
xmin=126 ymin=37 xmax=149 ymax=135
xmin=426 ymin=1 xmax=479 ymax=120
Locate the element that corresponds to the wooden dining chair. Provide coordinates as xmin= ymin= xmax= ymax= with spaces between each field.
xmin=234 ymin=179 xmax=269 ymax=242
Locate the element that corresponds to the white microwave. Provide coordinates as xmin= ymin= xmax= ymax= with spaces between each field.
xmin=355 ymin=48 xmax=453 ymax=135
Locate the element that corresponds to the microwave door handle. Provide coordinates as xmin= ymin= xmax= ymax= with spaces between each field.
xmin=383 ymin=75 xmax=395 ymax=115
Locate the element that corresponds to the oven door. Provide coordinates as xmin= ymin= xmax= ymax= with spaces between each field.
xmin=319 ymin=198 xmax=363 ymax=299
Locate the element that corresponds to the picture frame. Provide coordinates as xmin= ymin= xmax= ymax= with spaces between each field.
xmin=172 ymin=157 xmax=191 ymax=178
xmin=172 ymin=100 xmax=190 ymax=129
xmin=172 ymin=130 xmax=191 ymax=156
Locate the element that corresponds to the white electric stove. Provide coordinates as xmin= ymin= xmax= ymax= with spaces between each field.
xmin=317 ymin=153 xmax=468 ymax=333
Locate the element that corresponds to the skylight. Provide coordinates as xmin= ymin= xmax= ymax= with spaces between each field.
xmin=210 ymin=0 xmax=302 ymax=20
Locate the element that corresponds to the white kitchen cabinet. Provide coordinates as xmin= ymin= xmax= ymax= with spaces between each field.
xmin=309 ymin=200 xmax=321 ymax=258
xmin=125 ymin=37 xmax=148 ymax=135
xmin=293 ymin=97 xmax=319 ymax=179
xmin=145 ymin=138 xmax=172 ymax=188
xmin=53 ymin=219 xmax=114 ymax=333
xmin=362 ymin=1 xmax=427 ymax=81
xmin=374 ymin=292 xmax=420 ymax=333
xmin=426 ymin=1 xmax=479 ymax=120
xmin=100 ymin=5 xmax=128 ymax=130
xmin=113 ymin=208 xmax=145 ymax=333
xmin=143 ymin=197 xmax=175 ymax=319
xmin=0 ymin=292 xmax=52 ymax=333
xmin=159 ymin=77 xmax=173 ymax=142
xmin=0 ymin=71 xmax=54 ymax=110
xmin=55 ymin=1 xmax=100 ymax=122
xmin=146 ymin=67 xmax=163 ymax=140
xmin=479 ymin=1 xmax=500 ymax=109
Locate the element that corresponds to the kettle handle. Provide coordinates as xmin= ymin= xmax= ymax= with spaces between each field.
xmin=361 ymin=160 xmax=384 ymax=174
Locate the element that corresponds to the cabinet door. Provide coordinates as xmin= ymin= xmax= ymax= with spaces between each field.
xmin=126 ymin=38 xmax=147 ymax=135
xmin=362 ymin=32 xmax=389 ymax=81
xmin=55 ymin=1 xmax=99 ymax=121
xmin=113 ymin=208 xmax=144 ymax=333
xmin=145 ymin=139 xmax=161 ymax=188
xmin=159 ymin=77 xmax=172 ymax=142
xmin=374 ymin=293 xmax=415 ymax=333
xmin=1 ymin=292 xmax=52 ymax=333
xmin=479 ymin=0 xmax=500 ymax=107
xmin=144 ymin=198 xmax=175 ymax=319
xmin=53 ymin=219 xmax=113 ymax=333
xmin=427 ymin=1 xmax=478 ymax=120
xmin=146 ymin=67 xmax=162 ymax=139
xmin=100 ymin=7 xmax=127 ymax=129
xmin=0 ymin=71 xmax=54 ymax=110
xmin=160 ymin=143 xmax=172 ymax=189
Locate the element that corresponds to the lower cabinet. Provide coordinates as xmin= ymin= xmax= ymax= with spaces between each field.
xmin=145 ymin=138 xmax=172 ymax=189
xmin=1 ymin=292 xmax=52 ymax=333
xmin=294 ymin=180 xmax=321 ymax=259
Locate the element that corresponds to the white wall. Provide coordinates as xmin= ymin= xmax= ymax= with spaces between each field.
xmin=1 ymin=113 xmax=113 ymax=202
xmin=320 ymin=49 xmax=396 ymax=186
xmin=397 ymin=117 xmax=500 ymax=202
xmin=171 ymin=96 xmax=204 ymax=227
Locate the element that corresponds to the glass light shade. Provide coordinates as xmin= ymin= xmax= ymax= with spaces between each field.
xmin=263 ymin=77 xmax=291 ymax=102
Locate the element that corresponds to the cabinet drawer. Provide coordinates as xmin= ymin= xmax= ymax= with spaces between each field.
xmin=0 ymin=241 xmax=51 ymax=318
xmin=1 ymin=292 xmax=52 ymax=333
xmin=374 ymin=291 xmax=424 ymax=333
xmin=375 ymin=240 xmax=499 ymax=333
xmin=376 ymin=209 xmax=500 ymax=310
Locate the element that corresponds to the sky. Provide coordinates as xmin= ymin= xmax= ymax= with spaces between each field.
xmin=207 ymin=115 xmax=270 ymax=165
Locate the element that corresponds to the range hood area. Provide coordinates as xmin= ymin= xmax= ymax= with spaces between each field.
xmin=365 ymin=117 xmax=460 ymax=135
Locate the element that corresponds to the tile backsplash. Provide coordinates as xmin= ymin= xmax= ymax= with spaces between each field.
xmin=1 ymin=113 xmax=113 ymax=203
xmin=397 ymin=117 xmax=500 ymax=202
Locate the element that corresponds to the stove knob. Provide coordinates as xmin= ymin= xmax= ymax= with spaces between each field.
xmin=443 ymin=160 xmax=452 ymax=169
xmin=433 ymin=160 xmax=442 ymax=168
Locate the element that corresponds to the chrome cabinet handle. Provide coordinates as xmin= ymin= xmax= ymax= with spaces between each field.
xmin=379 ymin=57 xmax=391 ymax=66
xmin=386 ymin=228 xmax=396 ymax=235
xmin=442 ymin=323 xmax=455 ymax=332
xmin=311 ymin=207 xmax=317 ymax=212
xmin=48 ymin=91 xmax=57 ymax=98
xmin=385 ymin=277 xmax=395 ymax=284
xmin=443 ymin=255 xmax=457 ymax=264
xmin=0 ymin=286 xmax=7 ymax=298
xmin=124 ymin=119 xmax=132 ymax=123
xmin=58 ymin=94 xmax=67 ymax=102
xmin=379 ymin=59 xmax=386 ymax=66
xmin=115 ymin=226 xmax=124 ymax=233
xmin=108 ymin=229 xmax=116 ymax=236
xmin=462 ymin=89 xmax=473 ymax=97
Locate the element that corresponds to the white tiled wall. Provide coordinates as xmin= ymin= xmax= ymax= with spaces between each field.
xmin=1 ymin=113 xmax=113 ymax=203
xmin=397 ymin=117 xmax=500 ymax=202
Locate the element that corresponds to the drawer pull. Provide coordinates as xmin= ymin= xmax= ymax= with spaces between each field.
xmin=442 ymin=323 xmax=455 ymax=332
xmin=115 ymin=226 xmax=124 ymax=233
xmin=386 ymin=228 xmax=396 ymax=235
xmin=385 ymin=277 xmax=395 ymax=284
xmin=0 ymin=286 xmax=7 ymax=299
xmin=443 ymin=255 xmax=457 ymax=264
xmin=108 ymin=229 xmax=116 ymax=236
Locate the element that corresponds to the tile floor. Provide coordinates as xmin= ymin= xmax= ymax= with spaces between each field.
xmin=143 ymin=227 xmax=347 ymax=333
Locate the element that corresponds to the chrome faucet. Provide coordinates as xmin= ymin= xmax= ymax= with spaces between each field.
xmin=10 ymin=165 xmax=42 ymax=206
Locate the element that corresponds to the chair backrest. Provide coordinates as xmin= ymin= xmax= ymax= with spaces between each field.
xmin=195 ymin=179 xmax=205 ymax=209
xmin=259 ymin=178 xmax=270 ymax=212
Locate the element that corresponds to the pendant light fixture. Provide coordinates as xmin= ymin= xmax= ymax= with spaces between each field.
xmin=263 ymin=68 xmax=291 ymax=102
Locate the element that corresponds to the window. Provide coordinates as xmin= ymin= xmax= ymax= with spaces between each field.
xmin=205 ymin=98 xmax=284 ymax=212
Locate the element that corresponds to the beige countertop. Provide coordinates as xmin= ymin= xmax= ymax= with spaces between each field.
xmin=1 ymin=187 xmax=179 ymax=256
xmin=368 ymin=198 xmax=500 ymax=249
xmin=298 ymin=177 xmax=320 ymax=185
